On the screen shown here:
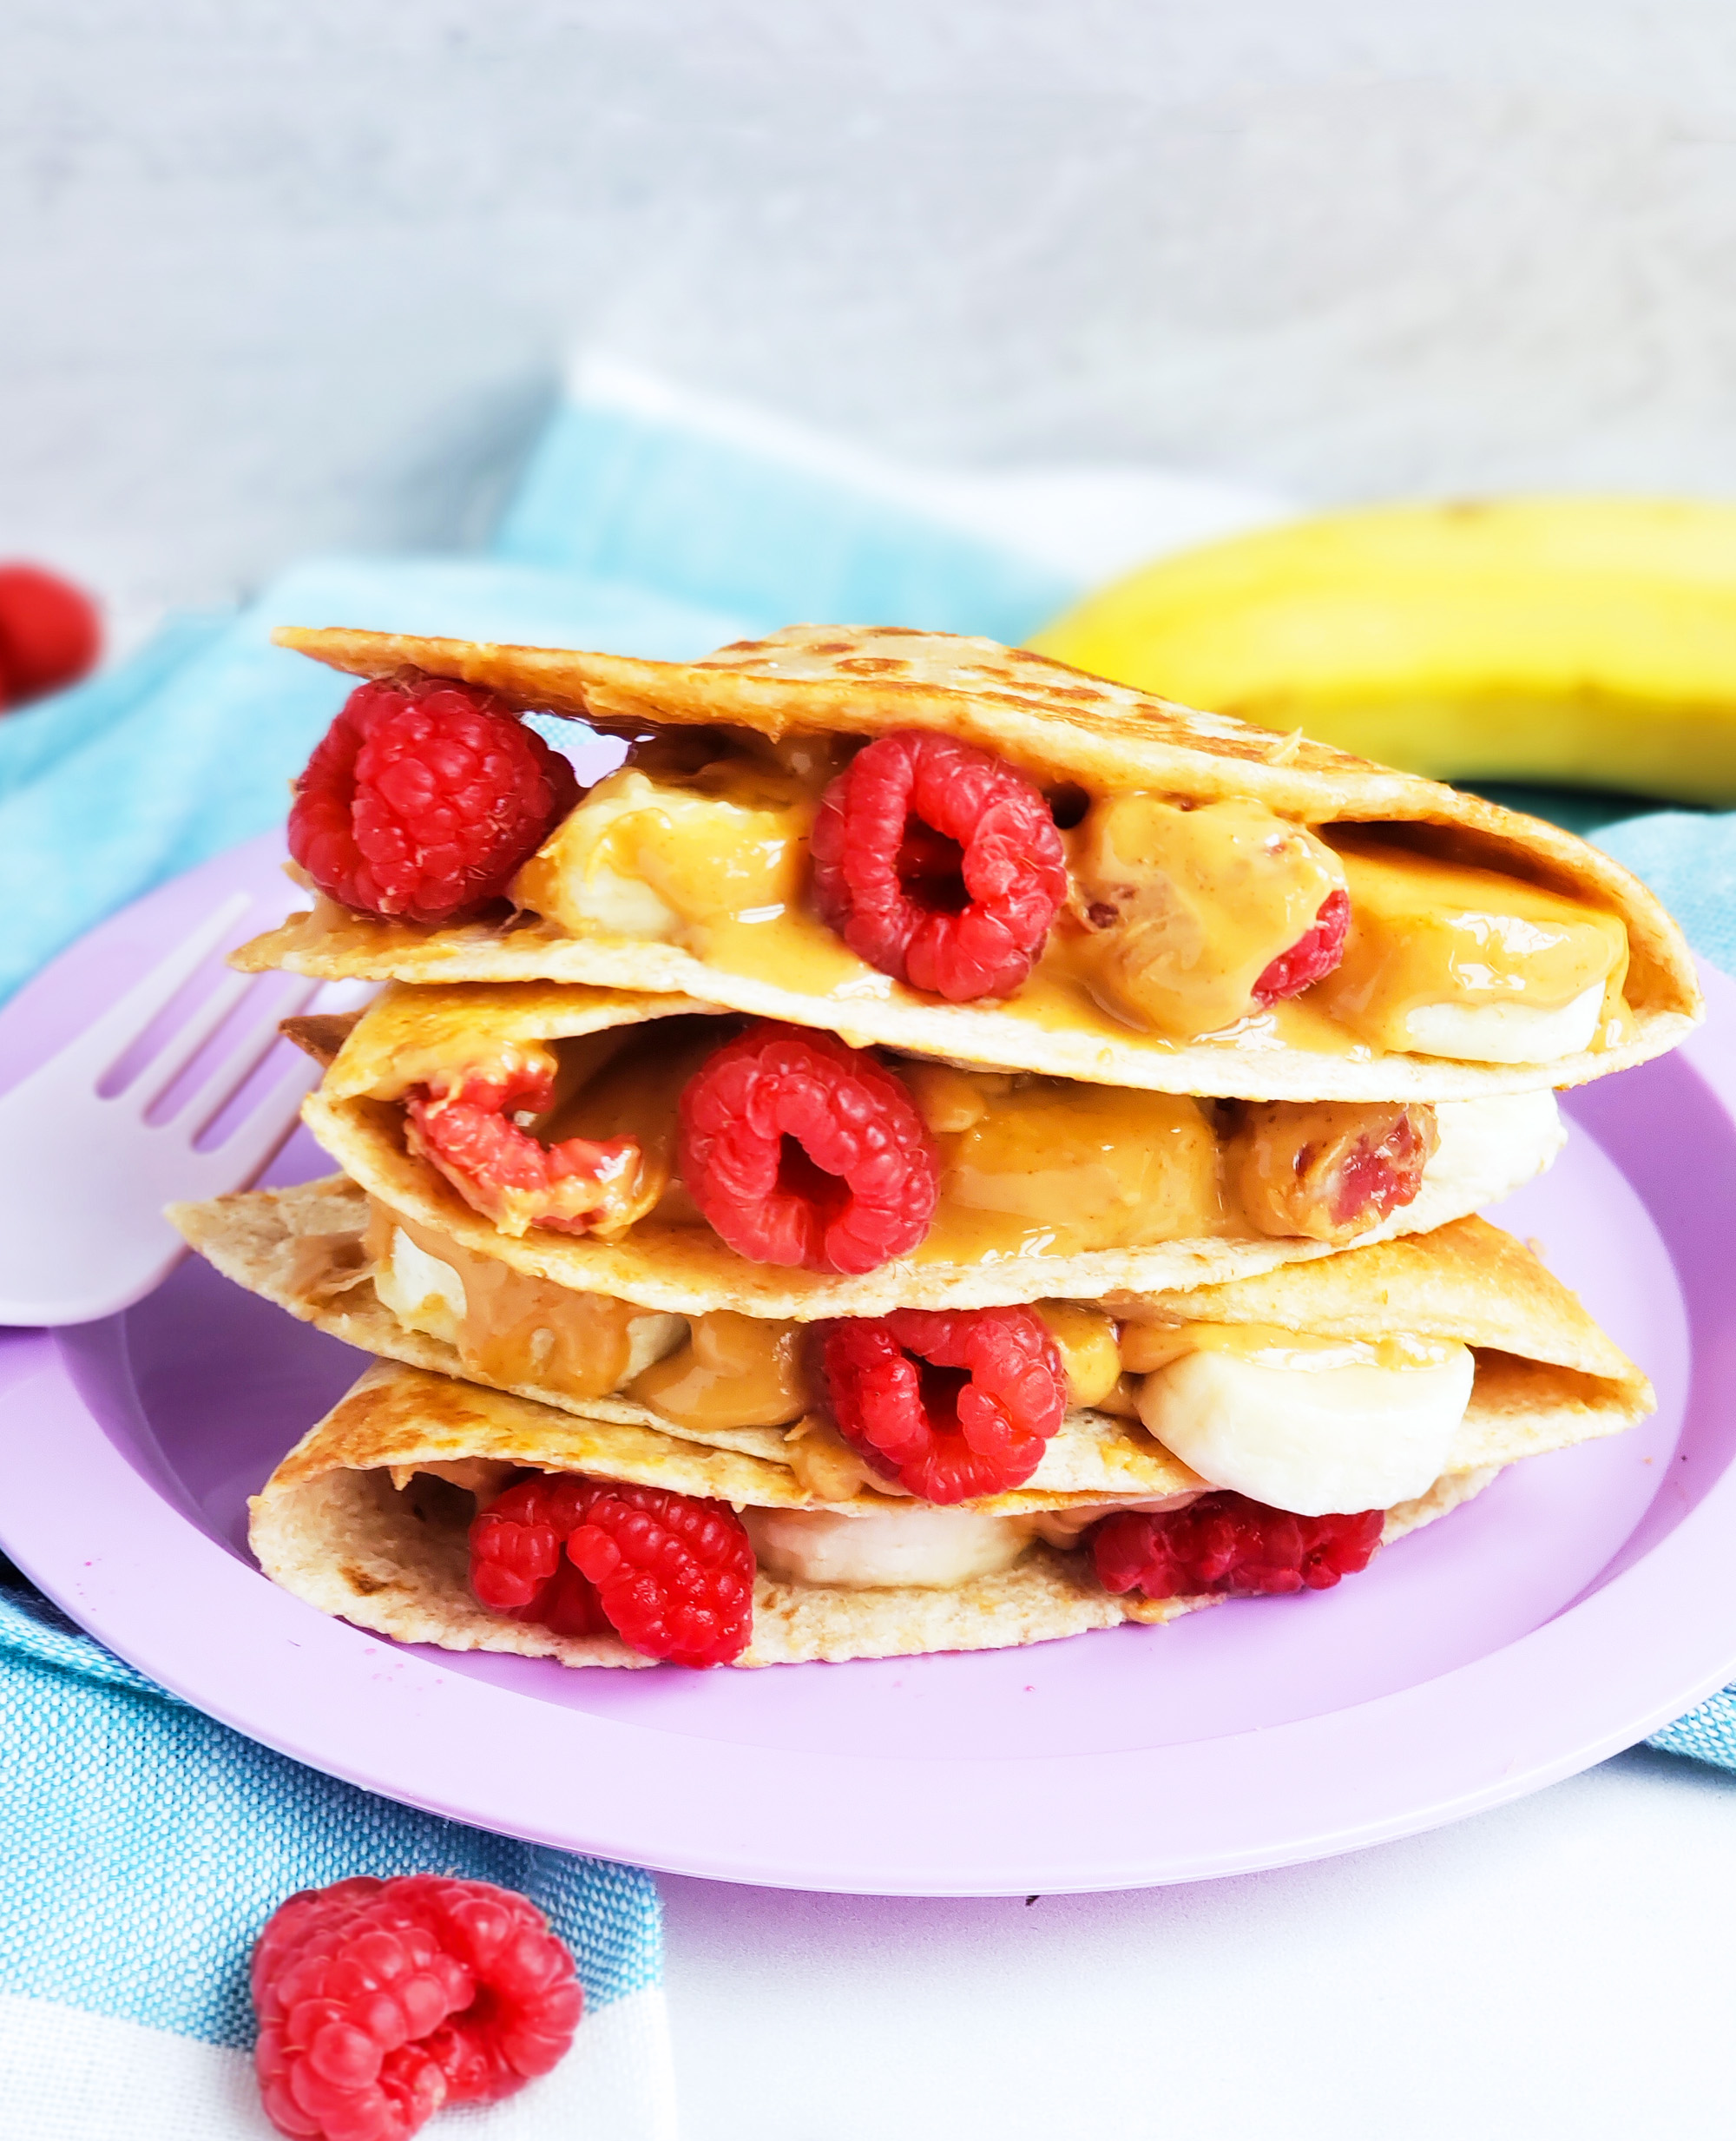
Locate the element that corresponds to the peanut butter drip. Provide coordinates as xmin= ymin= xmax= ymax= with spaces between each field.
xmin=627 ymin=1310 xmax=814 ymax=1430
xmin=1312 ymin=835 xmax=1629 ymax=1046
xmin=1058 ymin=794 xmax=1346 ymax=1038
xmin=503 ymin=743 xmax=1634 ymax=1060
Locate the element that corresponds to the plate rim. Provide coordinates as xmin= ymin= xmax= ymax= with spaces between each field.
xmin=3 ymin=835 xmax=1734 ymax=1896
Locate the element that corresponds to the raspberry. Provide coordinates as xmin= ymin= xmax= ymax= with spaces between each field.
xmin=1326 ymin=1103 xmax=1435 ymax=1229
xmin=290 ymin=675 xmax=578 ymax=925
xmin=470 ymin=1473 xmax=755 ymax=1667
xmin=1089 ymin=1492 xmax=1384 ymax=1601
xmin=1252 ymin=886 xmax=1350 ymax=1006
xmin=821 ymin=1306 xmax=1068 ymax=1503
xmin=678 ymin=1022 xmax=939 ymax=1274
xmin=811 ymin=730 xmax=1068 ymax=999
xmin=0 ymin=562 xmax=101 ymax=707
xmin=404 ymin=1057 xmax=642 ymax=1238
xmin=251 ymin=1874 xmax=582 ymax=2141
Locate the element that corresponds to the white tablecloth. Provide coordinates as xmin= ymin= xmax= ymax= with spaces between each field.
xmin=661 ymin=1748 xmax=1735 ymax=2138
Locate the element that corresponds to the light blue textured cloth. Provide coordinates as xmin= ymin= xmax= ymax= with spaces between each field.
xmin=0 ymin=390 xmax=1732 ymax=2123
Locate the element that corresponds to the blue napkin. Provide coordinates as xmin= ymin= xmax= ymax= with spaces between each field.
xmin=2 ymin=389 xmax=1733 ymax=2131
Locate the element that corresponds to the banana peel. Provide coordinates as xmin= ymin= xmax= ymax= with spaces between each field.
xmin=1029 ymin=497 xmax=1736 ymax=807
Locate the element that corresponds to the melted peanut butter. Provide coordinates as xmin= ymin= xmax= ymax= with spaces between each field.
xmin=512 ymin=760 xmax=815 ymax=943
xmin=1312 ymin=836 xmax=1630 ymax=1048
xmin=365 ymin=1202 xmax=671 ymax=1400
xmin=506 ymin=745 xmax=1633 ymax=1060
xmin=911 ymin=1071 xmax=1233 ymax=1260
xmin=1119 ymin=1320 xmax=1459 ymax=1376
xmin=627 ymin=1310 xmax=815 ymax=1430
xmin=1031 ymin=1301 xmax=1123 ymax=1408
xmin=1060 ymin=794 xmax=1346 ymax=1038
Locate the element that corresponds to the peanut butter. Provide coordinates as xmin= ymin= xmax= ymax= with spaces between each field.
xmin=1031 ymin=1301 xmax=1123 ymax=1408
xmin=1119 ymin=1319 xmax=1460 ymax=1376
xmin=1313 ymin=836 xmax=1629 ymax=1049
xmin=1062 ymin=794 xmax=1347 ymax=1038
xmin=627 ymin=1310 xmax=815 ymax=1431
xmin=365 ymin=1202 xmax=681 ymax=1400
xmin=512 ymin=760 xmax=815 ymax=944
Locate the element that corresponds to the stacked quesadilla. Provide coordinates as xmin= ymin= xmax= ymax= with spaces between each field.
xmin=173 ymin=624 xmax=1694 ymax=1670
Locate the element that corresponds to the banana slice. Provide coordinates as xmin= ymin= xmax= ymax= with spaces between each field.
xmin=374 ymin=1226 xmax=468 ymax=1344
xmin=1399 ymin=982 xmax=1606 ymax=1064
xmin=1136 ymin=1337 xmax=1474 ymax=1515
xmin=742 ymin=1505 xmax=1037 ymax=1590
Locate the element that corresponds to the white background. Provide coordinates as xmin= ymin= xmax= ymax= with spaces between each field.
xmin=6 ymin=6 xmax=1736 ymax=2134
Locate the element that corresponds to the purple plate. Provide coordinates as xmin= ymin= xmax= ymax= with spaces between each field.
xmin=3 ymin=835 xmax=1734 ymax=1896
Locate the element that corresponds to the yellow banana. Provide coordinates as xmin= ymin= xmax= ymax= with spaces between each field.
xmin=1029 ymin=497 xmax=1736 ymax=806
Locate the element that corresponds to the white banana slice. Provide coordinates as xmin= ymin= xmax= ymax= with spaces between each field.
xmin=1400 ymin=982 xmax=1605 ymax=1064
xmin=1136 ymin=1339 xmax=1475 ymax=1515
xmin=1423 ymin=1089 xmax=1565 ymax=1211
xmin=374 ymin=1227 xmax=467 ymax=1344
xmin=742 ymin=1505 xmax=1036 ymax=1590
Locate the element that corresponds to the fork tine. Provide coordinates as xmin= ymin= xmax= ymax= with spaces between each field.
xmin=133 ymin=970 xmax=254 ymax=1116
xmin=57 ymin=890 xmax=254 ymax=1086
xmin=194 ymin=1054 xmax=319 ymax=1182
xmin=174 ymin=978 xmax=322 ymax=1136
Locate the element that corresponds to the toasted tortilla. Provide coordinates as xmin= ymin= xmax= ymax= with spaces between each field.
xmin=178 ymin=1175 xmax=1652 ymax=1510
xmin=247 ymin=1355 xmax=1502 ymax=1667
xmin=289 ymin=979 xmax=1566 ymax=1318
xmin=237 ymin=624 xmax=1701 ymax=1103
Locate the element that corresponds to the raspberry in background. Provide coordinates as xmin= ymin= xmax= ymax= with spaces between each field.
xmin=1090 ymin=1492 xmax=1384 ymax=1601
xmin=251 ymin=1873 xmax=582 ymax=2141
xmin=289 ymin=675 xmax=578 ymax=925
xmin=0 ymin=563 xmax=101 ymax=708
xmin=822 ymin=1305 xmax=1068 ymax=1502
xmin=678 ymin=1021 xmax=939 ymax=1273
xmin=471 ymin=1472 xmax=755 ymax=1667
xmin=811 ymin=729 xmax=1068 ymax=998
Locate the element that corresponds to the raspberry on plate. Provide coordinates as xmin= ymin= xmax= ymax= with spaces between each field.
xmin=0 ymin=562 xmax=101 ymax=707
xmin=289 ymin=674 xmax=578 ymax=925
xmin=1089 ymin=1491 xmax=1384 ymax=1600
xmin=251 ymin=1873 xmax=582 ymax=2141
xmin=822 ymin=1306 xmax=1068 ymax=1503
xmin=678 ymin=1022 xmax=939 ymax=1274
xmin=404 ymin=1057 xmax=643 ymax=1238
xmin=470 ymin=1473 xmax=756 ymax=1667
xmin=811 ymin=729 xmax=1068 ymax=999
xmin=1252 ymin=886 xmax=1351 ymax=1006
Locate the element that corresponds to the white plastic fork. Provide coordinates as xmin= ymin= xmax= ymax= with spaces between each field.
xmin=0 ymin=893 xmax=370 ymax=1326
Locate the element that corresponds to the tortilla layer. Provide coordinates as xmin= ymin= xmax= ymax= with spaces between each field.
xmin=176 ymin=1176 xmax=1652 ymax=1508
xmin=247 ymin=1356 xmax=1502 ymax=1668
xmin=240 ymin=623 xmax=1701 ymax=1103
xmin=293 ymin=999 xmax=1568 ymax=1320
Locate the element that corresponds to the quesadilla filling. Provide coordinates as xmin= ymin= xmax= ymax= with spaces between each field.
xmin=504 ymin=727 xmax=1633 ymax=1064
xmin=358 ymin=1009 xmax=1489 ymax=1264
xmin=365 ymin=1202 xmax=1476 ymax=1517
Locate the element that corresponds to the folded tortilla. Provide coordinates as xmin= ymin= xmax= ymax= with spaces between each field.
xmin=180 ymin=1175 xmax=1651 ymax=1511
xmin=293 ymin=980 xmax=1567 ymax=1318
xmin=235 ymin=623 xmax=1701 ymax=1103
xmin=248 ymin=1354 xmax=1503 ymax=1668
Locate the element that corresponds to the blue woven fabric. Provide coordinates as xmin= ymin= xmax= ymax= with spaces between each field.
xmin=0 ymin=1572 xmax=660 ymax=2044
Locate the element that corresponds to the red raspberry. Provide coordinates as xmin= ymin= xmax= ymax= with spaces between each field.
xmin=1089 ymin=1491 xmax=1384 ymax=1600
xmin=821 ymin=1306 xmax=1068 ymax=1503
xmin=404 ymin=1059 xmax=642 ymax=1237
xmin=678 ymin=1022 xmax=939 ymax=1274
xmin=289 ymin=675 xmax=578 ymax=925
xmin=251 ymin=1873 xmax=582 ymax=2141
xmin=811 ymin=730 xmax=1068 ymax=999
xmin=1252 ymin=886 xmax=1350 ymax=1006
xmin=0 ymin=562 xmax=101 ymax=707
xmin=470 ymin=1473 xmax=755 ymax=1667
xmin=1327 ymin=1103 xmax=1435 ymax=1229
